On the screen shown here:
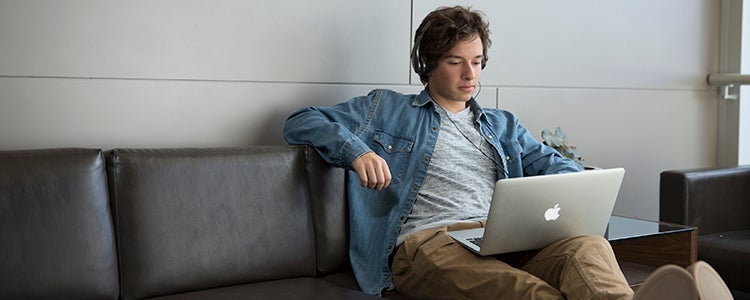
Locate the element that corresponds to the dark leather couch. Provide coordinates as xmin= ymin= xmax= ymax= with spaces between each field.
xmin=660 ymin=165 xmax=750 ymax=300
xmin=0 ymin=146 xmax=409 ymax=299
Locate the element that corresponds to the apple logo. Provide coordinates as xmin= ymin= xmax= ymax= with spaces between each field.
xmin=544 ymin=203 xmax=561 ymax=221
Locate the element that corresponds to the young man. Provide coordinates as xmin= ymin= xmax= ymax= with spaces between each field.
xmin=285 ymin=6 xmax=731 ymax=300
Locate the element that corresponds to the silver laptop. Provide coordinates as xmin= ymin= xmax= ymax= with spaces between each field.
xmin=447 ymin=168 xmax=625 ymax=256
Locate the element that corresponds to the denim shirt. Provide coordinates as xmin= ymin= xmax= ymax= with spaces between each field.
xmin=284 ymin=89 xmax=582 ymax=296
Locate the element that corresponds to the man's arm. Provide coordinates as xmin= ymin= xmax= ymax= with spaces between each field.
xmin=284 ymin=91 xmax=392 ymax=190
xmin=515 ymin=122 xmax=583 ymax=176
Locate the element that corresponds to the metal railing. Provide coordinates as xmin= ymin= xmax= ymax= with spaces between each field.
xmin=707 ymin=73 xmax=750 ymax=100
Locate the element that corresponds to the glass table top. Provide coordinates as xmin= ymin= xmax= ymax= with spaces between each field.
xmin=606 ymin=215 xmax=695 ymax=241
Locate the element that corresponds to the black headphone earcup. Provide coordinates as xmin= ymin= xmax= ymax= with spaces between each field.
xmin=412 ymin=19 xmax=433 ymax=76
xmin=411 ymin=40 xmax=427 ymax=75
xmin=411 ymin=46 xmax=425 ymax=76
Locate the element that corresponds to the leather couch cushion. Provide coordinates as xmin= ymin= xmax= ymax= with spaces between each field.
xmin=321 ymin=271 xmax=413 ymax=300
xmin=698 ymin=230 xmax=750 ymax=292
xmin=0 ymin=148 xmax=118 ymax=300
xmin=146 ymin=277 xmax=380 ymax=300
xmin=108 ymin=147 xmax=318 ymax=299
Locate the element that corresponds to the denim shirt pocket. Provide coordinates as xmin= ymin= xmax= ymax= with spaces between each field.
xmin=373 ymin=130 xmax=414 ymax=153
xmin=372 ymin=130 xmax=414 ymax=184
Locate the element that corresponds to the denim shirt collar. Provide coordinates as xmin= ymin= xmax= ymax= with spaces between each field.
xmin=412 ymin=87 xmax=492 ymax=126
xmin=411 ymin=88 xmax=432 ymax=107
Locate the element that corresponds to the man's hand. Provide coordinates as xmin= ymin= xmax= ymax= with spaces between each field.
xmin=352 ymin=152 xmax=392 ymax=191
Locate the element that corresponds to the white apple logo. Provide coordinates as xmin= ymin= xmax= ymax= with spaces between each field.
xmin=544 ymin=203 xmax=561 ymax=221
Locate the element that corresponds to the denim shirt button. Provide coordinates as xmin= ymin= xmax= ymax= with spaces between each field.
xmin=487 ymin=135 xmax=493 ymax=139
xmin=387 ymin=145 xmax=393 ymax=150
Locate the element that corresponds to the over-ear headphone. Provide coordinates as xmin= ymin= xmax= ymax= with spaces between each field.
xmin=411 ymin=20 xmax=488 ymax=77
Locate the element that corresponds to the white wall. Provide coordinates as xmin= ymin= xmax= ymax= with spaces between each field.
xmin=0 ymin=0 xmax=720 ymax=220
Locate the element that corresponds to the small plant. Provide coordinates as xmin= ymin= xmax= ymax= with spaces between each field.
xmin=541 ymin=127 xmax=585 ymax=168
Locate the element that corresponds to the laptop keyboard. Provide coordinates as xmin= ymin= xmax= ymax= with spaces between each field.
xmin=467 ymin=237 xmax=483 ymax=247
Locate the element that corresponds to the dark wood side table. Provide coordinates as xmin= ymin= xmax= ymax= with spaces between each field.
xmin=606 ymin=215 xmax=698 ymax=288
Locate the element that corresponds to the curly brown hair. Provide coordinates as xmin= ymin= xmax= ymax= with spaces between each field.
xmin=412 ymin=6 xmax=491 ymax=84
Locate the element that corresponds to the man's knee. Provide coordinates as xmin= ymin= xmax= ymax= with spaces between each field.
xmin=571 ymin=234 xmax=609 ymax=245
xmin=554 ymin=235 xmax=613 ymax=256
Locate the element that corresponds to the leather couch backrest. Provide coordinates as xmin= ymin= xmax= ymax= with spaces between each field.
xmin=0 ymin=148 xmax=119 ymax=300
xmin=660 ymin=165 xmax=750 ymax=234
xmin=108 ymin=147 xmax=319 ymax=300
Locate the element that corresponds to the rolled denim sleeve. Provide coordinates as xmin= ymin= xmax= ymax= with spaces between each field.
xmin=283 ymin=91 xmax=378 ymax=168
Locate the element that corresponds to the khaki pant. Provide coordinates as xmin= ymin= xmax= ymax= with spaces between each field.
xmin=391 ymin=222 xmax=634 ymax=300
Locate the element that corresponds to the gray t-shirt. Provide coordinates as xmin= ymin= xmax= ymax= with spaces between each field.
xmin=398 ymin=104 xmax=498 ymax=244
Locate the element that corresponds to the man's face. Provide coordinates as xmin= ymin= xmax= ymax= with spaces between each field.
xmin=427 ymin=35 xmax=484 ymax=113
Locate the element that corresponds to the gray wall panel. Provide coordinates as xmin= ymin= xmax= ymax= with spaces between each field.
xmin=0 ymin=0 xmax=410 ymax=84
xmin=413 ymin=0 xmax=717 ymax=90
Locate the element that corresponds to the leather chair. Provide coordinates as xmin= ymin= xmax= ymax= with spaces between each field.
xmin=660 ymin=165 xmax=750 ymax=299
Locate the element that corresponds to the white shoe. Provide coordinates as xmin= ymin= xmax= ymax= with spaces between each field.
xmin=687 ymin=261 xmax=733 ymax=300
xmin=633 ymin=264 xmax=699 ymax=300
